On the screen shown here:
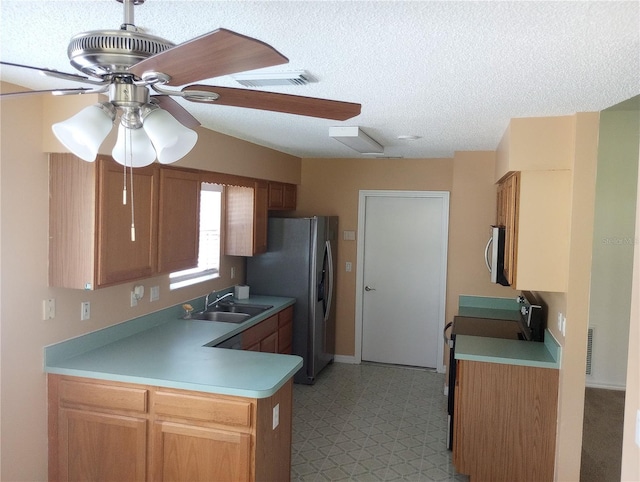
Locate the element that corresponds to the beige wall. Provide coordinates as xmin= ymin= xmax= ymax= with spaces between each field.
xmin=0 ymin=83 xmax=301 ymax=481
xmin=536 ymin=112 xmax=600 ymax=481
xmin=621 ymin=145 xmax=640 ymax=481
xmin=297 ymin=154 xmax=511 ymax=358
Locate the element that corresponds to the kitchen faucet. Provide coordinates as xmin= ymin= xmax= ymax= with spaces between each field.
xmin=204 ymin=291 xmax=234 ymax=310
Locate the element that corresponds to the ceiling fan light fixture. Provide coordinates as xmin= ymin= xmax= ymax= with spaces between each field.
xmin=52 ymin=102 xmax=116 ymax=162
xmin=329 ymin=126 xmax=384 ymax=154
xmin=142 ymin=107 xmax=198 ymax=164
xmin=231 ymin=70 xmax=314 ymax=87
xmin=112 ymin=123 xmax=156 ymax=167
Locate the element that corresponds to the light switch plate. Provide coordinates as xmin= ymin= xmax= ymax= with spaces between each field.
xmin=81 ymin=301 xmax=90 ymax=321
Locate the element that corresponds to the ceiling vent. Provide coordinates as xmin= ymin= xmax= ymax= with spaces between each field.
xmin=231 ymin=70 xmax=314 ymax=87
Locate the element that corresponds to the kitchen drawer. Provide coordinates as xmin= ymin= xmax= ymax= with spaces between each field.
xmin=59 ymin=378 xmax=148 ymax=414
xmin=242 ymin=314 xmax=278 ymax=349
xmin=153 ymin=390 xmax=253 ymax=428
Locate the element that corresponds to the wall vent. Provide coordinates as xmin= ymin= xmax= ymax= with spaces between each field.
xmin=586 ymin=326 xmax=595 ymax=375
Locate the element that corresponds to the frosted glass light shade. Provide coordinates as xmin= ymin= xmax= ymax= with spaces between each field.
xmin=112 ymin=124 xmax=156 ymax=167
xmin=143 ymin=108 xmax=198 ymax=164
xmin=52 ymin=104 xmax=114 ymax=162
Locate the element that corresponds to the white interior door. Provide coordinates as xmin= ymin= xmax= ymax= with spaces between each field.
xmin=358 ymin=191 xmax=449 ymax=370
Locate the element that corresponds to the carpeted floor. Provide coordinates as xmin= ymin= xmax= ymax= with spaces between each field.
xmin=580 ymin=387 xmax=626 ymax=482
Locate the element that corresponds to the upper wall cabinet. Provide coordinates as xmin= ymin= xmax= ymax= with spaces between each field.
xmin=157 ymin=168 xmax=201 ymax=274
xmin=495 ymin=116 xmax=574 ymax=182
xmin=225 ymin=181 xmax=268 ymax=257
xmin=49 ymin=154 xmax=200 ymax=289
xmin=268 ymin=182 xmax=297 ymax=211
xmin=497 ymin=170 xmax=571 ymax=292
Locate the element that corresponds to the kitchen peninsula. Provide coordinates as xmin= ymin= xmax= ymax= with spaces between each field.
xmin=45 ymin=295 xmax=301 ymax=482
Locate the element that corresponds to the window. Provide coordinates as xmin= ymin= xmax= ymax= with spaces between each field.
xmin=170 ymin=183 xmax=223 ymax=289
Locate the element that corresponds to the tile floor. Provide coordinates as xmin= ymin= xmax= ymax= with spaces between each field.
xmin=291 ymin=362 xmax=470 ymax=481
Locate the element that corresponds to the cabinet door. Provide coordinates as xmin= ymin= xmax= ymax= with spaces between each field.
xmin=282 ymin=183 xmax=297 ymax=210
xmin=268 ymin=182 xmax=284 ymax=209
xmin=253 ymin=181 xmax=269 ymax=254
xmin=497 ymin=172 xmax=519 ymax=286
xmin=59 ymin=408 xmax=147 ymax=482
xmin=97 ymin=158 xmax=159 ymax=287
xmin=157 ymin=168 xmax=201 ymax=273
xmin=151 ymin=421 xmax=251 ymax=482
xmin=260 ymin=331 xmax=278 ymax=353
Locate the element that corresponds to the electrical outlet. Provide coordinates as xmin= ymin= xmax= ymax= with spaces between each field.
xmin=42 ymin=299 xmax=55 ymax=320
xmin=81 ymin=301 xmax=90 ymax=321
xmin=231 ymin=267 xmax=236 ymax=279
xmin=150 ymin=286 xmax=160 ymax=302
xmin=272 ymin=403 xmax=280 ymax=430
xmin=636 ymin=410 xmax=640 ymax=448
xmin=345 ymin=261 xmax=352 ymax=272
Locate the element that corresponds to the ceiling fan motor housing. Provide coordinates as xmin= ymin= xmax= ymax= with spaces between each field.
xmin=68 ymin=29 xmax=175 ymax=78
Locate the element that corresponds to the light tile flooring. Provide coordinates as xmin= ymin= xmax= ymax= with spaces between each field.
xmin=291 ymin=362 xmax=470 ymax=481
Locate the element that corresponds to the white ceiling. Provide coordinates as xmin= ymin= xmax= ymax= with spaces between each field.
xmin=1 ymin=0 xmax=638 ymax=159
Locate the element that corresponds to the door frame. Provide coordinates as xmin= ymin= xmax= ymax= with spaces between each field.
xmin=354 ymin=190 xmax=449 ymax=373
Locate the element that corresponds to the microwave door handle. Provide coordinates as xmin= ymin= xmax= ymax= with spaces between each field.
xmin=484 ymin=236 xmax=493 ymax=273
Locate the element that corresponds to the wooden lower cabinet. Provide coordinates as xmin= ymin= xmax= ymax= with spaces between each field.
xmin=59 ymin=408 xmax=147 ymax=482
xmin=49 ymin=375 xmax=293 ymax=482
xmin=241 ymin=306 xmax=294 ymax=354
xmin=453 ymin=360 xmax=559 ymax=482
xmin=152 ymin=421 xmax=251 ymax=481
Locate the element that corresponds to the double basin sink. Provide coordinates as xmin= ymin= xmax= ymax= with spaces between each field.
xmin=190 ymin=302 xmax=274 ymax=324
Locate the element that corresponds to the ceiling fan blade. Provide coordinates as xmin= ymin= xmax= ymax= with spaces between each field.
xmin=0 ymin=61 xmax=105 ymax=85
xmin=129 ymin=28 xmax=289 ymax=86
xmin=0 ymin=87 xmax=95 ymax=98
xmin=182 ymin=85 xmax=362 ymax=121
xmin=151 ymin=95 xmax=201 ymax=129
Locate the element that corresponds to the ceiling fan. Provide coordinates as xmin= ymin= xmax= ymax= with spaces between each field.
xmin=1 ymin=0 xmax=362 ymax=164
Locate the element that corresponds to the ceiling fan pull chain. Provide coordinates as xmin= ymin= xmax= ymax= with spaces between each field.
xmin=126 ymin=126 xmax=136 ymax=242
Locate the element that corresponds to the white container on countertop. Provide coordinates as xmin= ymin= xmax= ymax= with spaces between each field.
xmin=234 ymin=285 xmax=250 ymax=299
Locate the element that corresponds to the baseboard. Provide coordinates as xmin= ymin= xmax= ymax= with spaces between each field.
xmin=333 ymin=355 xmax=359 ymax=364
xmin=585 ymin=380 xmax=626 ymax=391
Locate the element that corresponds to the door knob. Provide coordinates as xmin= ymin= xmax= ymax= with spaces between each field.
xmin=364 ymin=286 xmax=376 ymax=291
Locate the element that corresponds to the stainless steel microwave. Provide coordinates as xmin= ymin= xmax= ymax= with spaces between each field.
xmin=484 ymin=225 xmax=510 ymax=286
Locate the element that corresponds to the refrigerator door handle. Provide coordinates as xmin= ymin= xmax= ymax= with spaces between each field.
xmin=324 ymin=240 xmax=334 ymax=323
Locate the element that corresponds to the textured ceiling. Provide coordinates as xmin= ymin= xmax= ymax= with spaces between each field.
xmin=1 ymin=0 xmax=638 ymax=159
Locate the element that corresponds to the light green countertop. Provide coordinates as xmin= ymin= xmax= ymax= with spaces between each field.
xmin=455 ymin=295 xmax=561 ymax=369
xmin=454 ymin=330 xmax=561 ymax=369
xmin=44 ymin=295 xmax=303 ymax=398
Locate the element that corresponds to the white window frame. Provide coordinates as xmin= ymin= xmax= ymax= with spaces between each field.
xmin=169 ymin=182 xmax=223 ymax=290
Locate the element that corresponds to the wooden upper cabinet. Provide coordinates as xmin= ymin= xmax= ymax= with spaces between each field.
xmin=97 ymin=159 xmax=159 ymax=287
xmin=225 ymin=181 xmax=268 ymax=256
xmin=50 ymin=154 xmax=159 ymax=289
xmin=496 ymin=169 xmax=570 ymax=292
xmin=49 ymin=154 xmax=200 ymax=289
xmin=157 ymin=168 xmax=201 ymax=274
xmin=496 ymin=172 xmax=519 ymax=286
xmin=268 ymin=182 xmax=297 ymax=210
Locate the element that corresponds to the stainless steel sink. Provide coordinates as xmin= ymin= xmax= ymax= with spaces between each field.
xmin=213 ymin=302 xmax=273 ymax=317
xmin=191 ymin=311 xmax=250 ymax=323
xmin=189 ymin=302 xmax=273 ymax=324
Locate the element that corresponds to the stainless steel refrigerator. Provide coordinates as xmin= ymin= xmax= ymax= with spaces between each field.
xmin=246 ymin=216 xmax=337 ymax=384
